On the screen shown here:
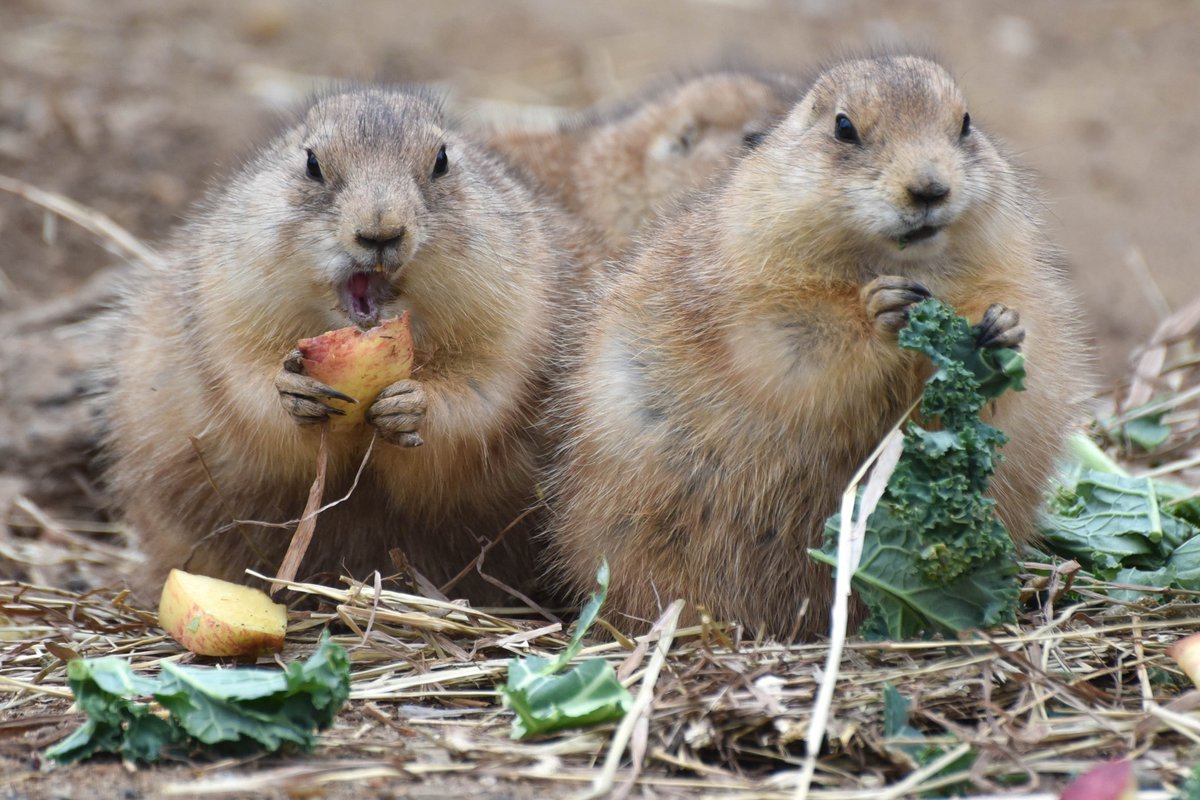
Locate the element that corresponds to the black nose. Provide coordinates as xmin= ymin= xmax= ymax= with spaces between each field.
xmin=355 ymin=228 xmax=405 ymax=252
xmin=907 ymin=181 xmax=950 ymax=205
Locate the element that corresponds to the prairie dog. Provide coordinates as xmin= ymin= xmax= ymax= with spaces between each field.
xmin=106 ymin=89 xmax=584 ymax=598
xmin=548 ymin=56 xmax=1091 ymax=638
xmin=486 ymin=71 xmax=798 ymax=256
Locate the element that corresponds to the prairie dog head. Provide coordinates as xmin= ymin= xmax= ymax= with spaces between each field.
xmin=216 ymin=89 xmax=530 ymax=338
xmin=581 ymin=72 xmax=794 ymax=246
xmin=731 ymin=57 xmax=1018 ymax=272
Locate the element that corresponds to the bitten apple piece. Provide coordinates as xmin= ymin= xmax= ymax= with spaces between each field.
xmin=297 ymin=313 xmax=414 ymax=429
xmin=159 ymin=569 xmax=287 ymax=657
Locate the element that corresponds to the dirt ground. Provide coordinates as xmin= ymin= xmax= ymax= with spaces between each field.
xmin=2 ymin=0 xmax=1198 ymax=796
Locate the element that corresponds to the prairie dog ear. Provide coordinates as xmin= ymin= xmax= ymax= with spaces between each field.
xmin=648 ymin=118 xmax=700 ymax=161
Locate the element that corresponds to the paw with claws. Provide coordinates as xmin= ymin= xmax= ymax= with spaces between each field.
xmin=275 ymin=349 xmax=357 ymax=424
xmin=862 ymin=275 xmax=932 ymax=338
xmin=974 ymin=304 xmax=1025 ymax=350
xmin=366 ymin=379 xmax=427 ymax=447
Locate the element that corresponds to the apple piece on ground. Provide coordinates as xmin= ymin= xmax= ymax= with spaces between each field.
xmin=159 ymin=569 xmax=287 ymax=657
xmin=297 ymin=312 xmax=414 ymax=429
xmin=1167 ymin=632 xmax=1200 ymax=688
xmin=1059 ymin=760 xmax=1135 ymax=800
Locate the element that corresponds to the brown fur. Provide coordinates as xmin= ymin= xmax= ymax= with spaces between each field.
xmin=105 ymin=89 xmax=590 ymax=600
xmin=486 ymin=71 xmax=799 ymax=257
xmin=547 ymin=57 xmax=1092 ymax=638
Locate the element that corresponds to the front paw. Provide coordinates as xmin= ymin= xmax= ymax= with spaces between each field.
xmin=861 ymin=275 xmax=932 ymax=338
xmin=274 ymin=349 xmax=357 ymax=424
xmin=365 ymin=378 xmax=427 ymax=447
xmin=974 ymin=304 xmax=1025 ymax=350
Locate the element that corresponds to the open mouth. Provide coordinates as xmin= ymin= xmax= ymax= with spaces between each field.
xmin=336 ymin=270 xmax=393 ymax=327
xmin=896 ymin=225 xmax=941 ymax=249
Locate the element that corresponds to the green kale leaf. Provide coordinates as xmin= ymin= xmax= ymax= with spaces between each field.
xmin=1040 ymin=467 xmax=1200 ymax=598
xmin=46 ymin=633 xmax=350 ymax=764
xmin=811 ymin=298 xmax=1024 ymax=639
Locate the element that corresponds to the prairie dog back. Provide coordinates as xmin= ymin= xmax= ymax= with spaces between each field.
xmin=486 ymin=71 xmax=798 ymax=256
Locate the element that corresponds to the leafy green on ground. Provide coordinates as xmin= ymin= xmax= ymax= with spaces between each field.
xmin=46 ymin=633 xmax=350 ymax=764
xmin=499 ymin=562 xmax=632 ymax=738
xmin=1040 ymin=455 xmax=1200 ymax=600
xmin=1179 ymin=763 xmax=1200 ymax=800
xmin=882 ymin=684 xmax=974 ymax=792
xmin=812 ymin=298 xmax=1025 ymax=639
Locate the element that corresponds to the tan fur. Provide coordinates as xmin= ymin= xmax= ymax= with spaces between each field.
xmin=547 ymin=57 xmax=1092 ymax=638
xmin=487 ymin=71 xmax=799 ymax=257
xmin=105 ymin=89 xmax=590 ymax=600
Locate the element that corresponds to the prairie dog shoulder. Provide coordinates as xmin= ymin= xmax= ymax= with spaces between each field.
xmin=549 ymin=56 xmax=1091 ymax=637
xmin=485 ymin=70 xmax=799 ymax=256
xmin=107 ymin=88 xmax=583 ymax=598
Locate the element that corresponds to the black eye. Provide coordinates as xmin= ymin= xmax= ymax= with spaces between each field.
xmin=834 ymin=113 xmax=860 ymax=144
xmin=960 ymin=112 xmax=971 ymax=137
xmin=742 ymin=130 xmax=767 ymax=149
xmin=432 ymin=145 xmax=448 ymax=178
xmin=305 ymin=148 xmax=323 ymax=182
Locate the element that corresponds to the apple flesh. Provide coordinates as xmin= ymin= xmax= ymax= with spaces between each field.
xmin=158 ymin=569 xmax=287 ymax=657
xmin=297 ymin=313 xmax=414 ymax=430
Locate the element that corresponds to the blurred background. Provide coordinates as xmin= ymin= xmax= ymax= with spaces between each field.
xmin=2 ymin=0 xmax=1197 ymax=382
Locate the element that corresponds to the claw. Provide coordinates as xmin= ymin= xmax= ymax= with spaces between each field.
xmin=311 ymin=384 xmax=359 ymax=405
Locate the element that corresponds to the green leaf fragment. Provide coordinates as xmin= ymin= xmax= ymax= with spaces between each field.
xmin=45 ymin=633 xmax=350 ymax=765
xmin=499 ymin=561 xmax=633 ymax=738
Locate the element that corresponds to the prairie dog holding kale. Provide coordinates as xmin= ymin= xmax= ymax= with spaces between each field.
xmin=106 ymin=89 xmax=585 ymax=598
xmin=486 ymin=71 xmax=798 ymax=256
xmin=548 ymin=56 xmax=1091 ymax=637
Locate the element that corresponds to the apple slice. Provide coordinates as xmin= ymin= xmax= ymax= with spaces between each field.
xmin=1168 ymin=632 xmax=1200 ymax=688
xmin=159 ymin=569 xmax=287 ymax=657
xmin=297 ymin=313 xmax=413 ymax=430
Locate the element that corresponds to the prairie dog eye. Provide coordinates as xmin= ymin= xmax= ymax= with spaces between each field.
xmin=742 ymin=130 xmax=767 ymax=149
xmin=960 ymin=112 xmax=971 ymax=137
xmin=834 ymin=113 xmax=860 ymax=144
xmin=305 ymin=148 xmax=323 ymax=182
xmin=432 ymin=144 xmax=449 ymax=178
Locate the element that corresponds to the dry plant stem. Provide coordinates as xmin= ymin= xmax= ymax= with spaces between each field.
xmin=1125 ymin=294 xmax=1200 ymax=410
xmin=235 ymin=433 xmax=377 ymax=531
xmin=584 ymin=599 xmax=685 ymax=800
xmin=271 ymin=425 xmax=329 ymax=595
xmin=794 ymin=425 xmax=906 ymax=800
xmin=0 ymin=173 xmax=165 ymax=270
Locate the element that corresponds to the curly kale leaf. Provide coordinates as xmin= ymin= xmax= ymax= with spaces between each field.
xmin=812 ymin=299 xmax=1024 ymax=639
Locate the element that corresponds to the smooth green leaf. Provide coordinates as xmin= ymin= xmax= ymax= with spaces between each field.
xmin=1122 ymin=413 xmax=1171 ymax=452
xmin=1040 ymin=469 xmax=1200 ymax=594
xmin=499 ymin=562 xmax=633 ymax=738
xmin=504 ymin=658 xmax=633 ymax=739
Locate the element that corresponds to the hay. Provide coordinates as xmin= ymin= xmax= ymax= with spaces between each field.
xmin=4 ymin=550 xmax=1200 ymax=796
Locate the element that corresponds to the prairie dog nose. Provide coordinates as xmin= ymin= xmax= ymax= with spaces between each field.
xmin=355 ymin=225 xmax=405 ymax=251
xmin=907 ymin=179 xmax=950 ymax=205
